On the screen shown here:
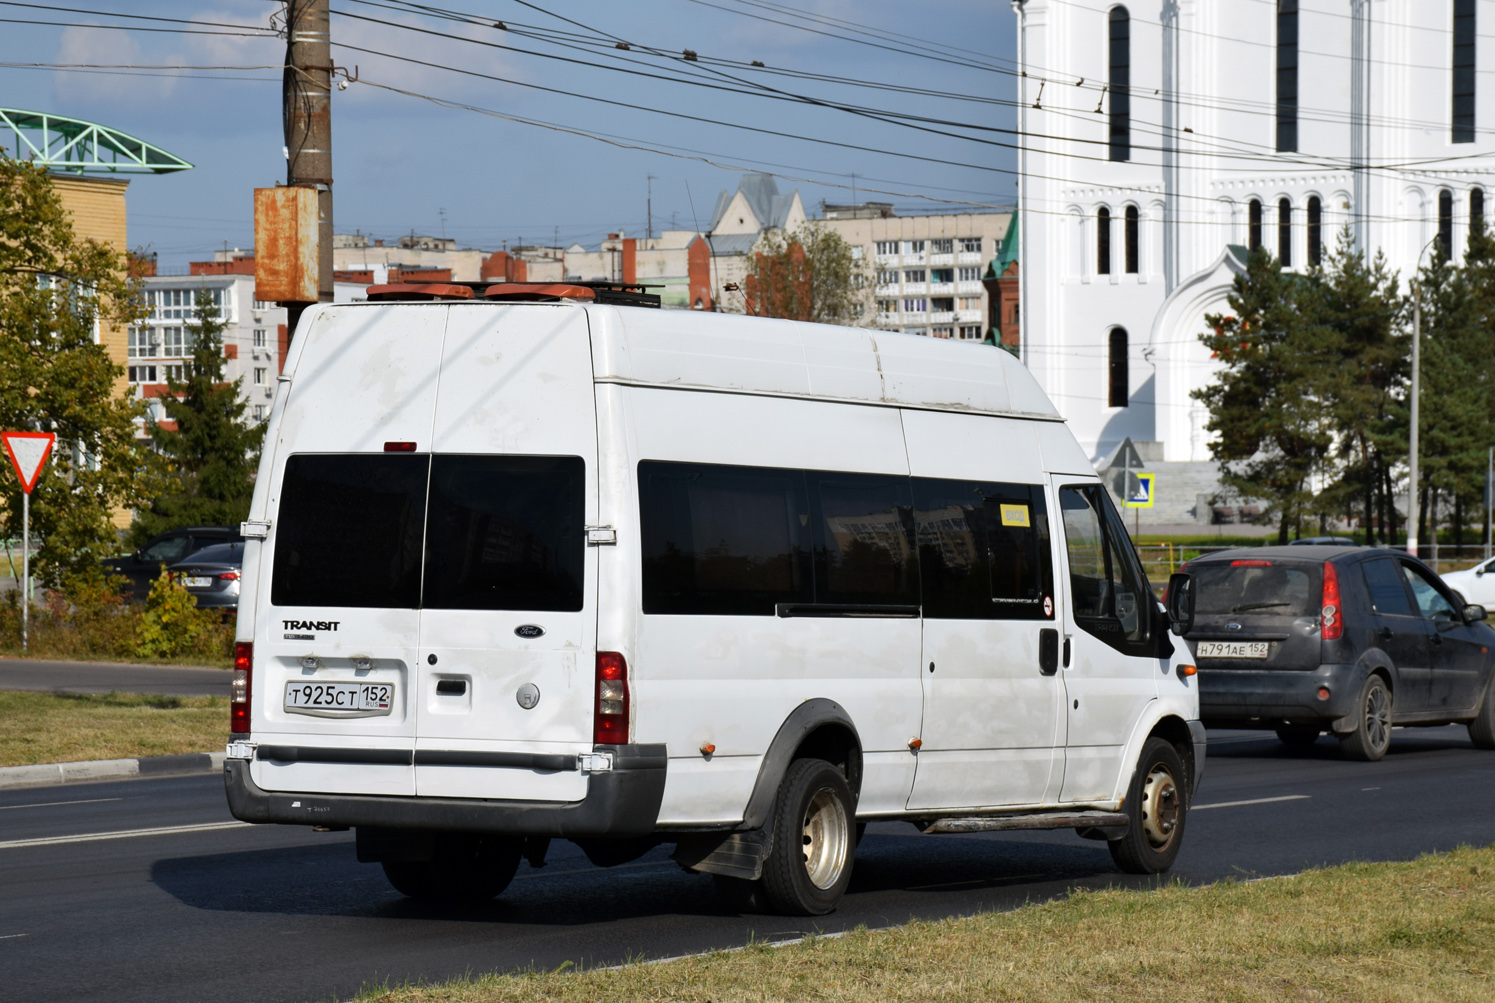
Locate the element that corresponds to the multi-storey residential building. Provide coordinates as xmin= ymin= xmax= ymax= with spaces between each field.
xmin=817 ymin=204 xmax=1010 ymax=341
xmin=1014 ymin=0 xmax=1495 ymax=479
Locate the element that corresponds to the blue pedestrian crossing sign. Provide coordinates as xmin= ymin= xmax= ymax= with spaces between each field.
xmin=1125 ymin=472 xmax=1156 ymax=508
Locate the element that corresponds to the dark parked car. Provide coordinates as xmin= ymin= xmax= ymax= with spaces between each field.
xmin=167 ymin=542 xmax=245 ymax=610
xmin=1182 ymin=545 xmax=1495 ymax=760
xmin=103 ymin=526 xmax=242 ymax=601
xmin=1287 ymin=536 xmax=1358 ymax=547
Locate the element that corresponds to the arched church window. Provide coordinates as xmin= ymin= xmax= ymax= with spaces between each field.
xmin=1109 ymin=7 xmax=1131 ymax=162
xmin=1108 ymin=328 xmax=1129 ymax=407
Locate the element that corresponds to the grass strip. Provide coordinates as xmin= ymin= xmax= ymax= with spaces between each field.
xmin=354 ymin=844 xmax=1495 ymax=1003
xmin=0 ymin=690 xmax=226 ymax=767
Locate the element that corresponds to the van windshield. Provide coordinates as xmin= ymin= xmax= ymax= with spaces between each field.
xmin=1191 ymin=561 xmax=1319 ymax=617
xmin=271 ymin=453 xmax=584 ymax=611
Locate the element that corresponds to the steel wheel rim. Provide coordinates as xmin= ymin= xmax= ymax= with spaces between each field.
xmin=1365 ymin=684 xmax=1391 ymax=751
xmin=801 ymin=786 xmax=849 ymax=890
xmin=1140 ymin=764 xmax=1181 ymax=850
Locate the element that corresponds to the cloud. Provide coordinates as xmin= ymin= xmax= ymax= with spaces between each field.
xmin=53 ymin=23 xmax=177 ymax=106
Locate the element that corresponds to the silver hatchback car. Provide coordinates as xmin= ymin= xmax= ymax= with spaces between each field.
xmin=167 ymin=542 xmax=245 ymax=610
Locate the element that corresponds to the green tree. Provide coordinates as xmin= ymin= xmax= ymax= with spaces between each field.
xmin=741 ymin=223 xmax=869 ymax=325
xmin=1195 ymin=248 xmax=1334 ymax=543
xmin=1307 ymin=231 xmax=1406 ymax=544
xmin=0 ymin=156 xmax=154 ymax=586
xmin=132 ymin=290 xmax=264 ymax=543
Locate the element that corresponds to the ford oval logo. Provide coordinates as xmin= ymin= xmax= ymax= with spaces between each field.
xmin=514 ymin=624 xmax=545 ymax=639
xmin=1225 ymin=622 xmax=1243 ymax=631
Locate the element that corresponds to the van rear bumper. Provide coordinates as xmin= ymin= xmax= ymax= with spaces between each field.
xmin=224 ymin=744 xmax=667 ymax=837
xmin=1198 ymin=663 xmax=1364 ymax=726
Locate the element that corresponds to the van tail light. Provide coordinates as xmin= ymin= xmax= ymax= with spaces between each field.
xmin=594 ymin=651 xmax=630 ymax=746
xmin=231 ymin=641 xmax=253 ymax=734
xmin=1321 ymin=563 xmax=1343 ymax=640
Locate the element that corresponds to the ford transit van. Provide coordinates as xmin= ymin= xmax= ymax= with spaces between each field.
xmin=224 ymin=283 xmax=1203 ymax=916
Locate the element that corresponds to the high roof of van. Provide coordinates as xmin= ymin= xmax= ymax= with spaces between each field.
xmin=302 ymin=301 xmax=1062 ymax=421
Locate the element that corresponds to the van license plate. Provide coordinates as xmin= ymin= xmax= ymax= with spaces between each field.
xmin=1196 ymin=641 xmax=1269 ymax=659
xmin=284 ymin=682 xmax=394 ymax=715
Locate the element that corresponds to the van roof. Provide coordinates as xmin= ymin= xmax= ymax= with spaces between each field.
xmin=302 ymin=302 xmax=1061 ymax=421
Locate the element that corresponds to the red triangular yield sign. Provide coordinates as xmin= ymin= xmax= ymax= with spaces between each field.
xmin=2 ymin=432 xmax=57 ymax=494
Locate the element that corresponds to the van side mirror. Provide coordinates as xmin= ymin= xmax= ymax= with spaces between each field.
xmin=1464 ymin=603 xmax=1488 ymax=624
xmin=1166 ymin=573 xmax=1195 ymax=636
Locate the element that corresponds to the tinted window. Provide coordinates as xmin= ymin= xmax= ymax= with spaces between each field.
xmin=1192 ymin=561 xmax=1318 ymax=618
xmin=809 ymin=472 xmax=916 ymax=606
xmin=422 ymin=455 xmax=585 ymax=612
xmin=272 ymin=454 xmax=427 ymax=608
xmin=914 ymin=478 xmax=1053 ymax=619
xmin=640 ymin=461 xmax=810 ymax=615
xmin=1361 ymin=558 xmax=1414 ymax=617
xmin=181 ymin=543 xmax=244 ymax=565
xmin=140 ymin=536 xmax=194 ymax=564
xmin=1060 ymin=484 xmax=1153 ymax=648
xmin=1401 ymin=564 xmax=1459 ymax=622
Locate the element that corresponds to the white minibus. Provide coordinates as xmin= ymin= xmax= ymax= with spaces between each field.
xmin=225 ymin=282 xmax=1203 ymax=916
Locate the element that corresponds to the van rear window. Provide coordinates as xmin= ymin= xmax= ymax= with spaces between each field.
xmin=422 ymin=455 xmax=584 ymax=612
xmin=272 ymin=454 xmax=428 ymax=609
xmin=1192 ymin=561 xmax=1319 ymax=617
xmin=271 ymin=453 xmax=585 ymax=611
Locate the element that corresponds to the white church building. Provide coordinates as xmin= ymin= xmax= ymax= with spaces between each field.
xmin=1013 ymin=0 xmax=1495 ymax=520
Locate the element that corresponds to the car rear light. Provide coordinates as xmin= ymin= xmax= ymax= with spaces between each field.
xmin=1232 ymin=559 xmax=1273 ymax=567
xmin=594 ymin=651 xmax=629 ymax=745
xmin=216 ymin=571 xmax=240 ymax=581
xmin=231 ymin=641 xmax=252 ymax=734
xmin=383 ymin=441 xmax=417 ymax=452
xmin=1317 ymin=686 xmax=1331 ymax=700
xmin=1321 ymin=562 xmax=1343 ymax=640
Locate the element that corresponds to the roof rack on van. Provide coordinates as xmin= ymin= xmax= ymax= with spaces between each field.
xmin=365 ymin=283 xmax=475 ymax=301
xmin=483 ymin=281 xmax=661 ymax=308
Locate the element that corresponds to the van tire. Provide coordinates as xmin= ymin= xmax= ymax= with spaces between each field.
xmin=380 ymin=834 xmax=523 ymax=901
xmin=1339 ymin=675 xmax=1393 ymax=762
xmin=1108 ymin=737 xmax=1188 ymax=875
xmin=758 ymin=758 xmax=856 ymax=916
xmin=1469 ymin=678 xmax=1495 ymax=750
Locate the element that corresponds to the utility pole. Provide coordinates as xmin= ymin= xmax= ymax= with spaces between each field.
xmin=284 ymin=0 xmax=333 ymax=340
xmin=647 ymin=174 xmax=656 ymax=240
xmin=1408 ymin=277 xmax=1420 ymax=559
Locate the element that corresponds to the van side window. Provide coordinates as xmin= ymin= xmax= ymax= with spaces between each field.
xmin=807 ymin=473 xmax=917 ymax=606
xmin=640 ymin=461 xmax=811 ymax=615
xmin=272 ymin=454 xmax=429 ymax=609
xmin=422 ymin=455 xmax=585 ymax=612
xmin=1361 ymin=558 xmax=1414 ymax=617
xmin=913 ymin=478 xmax=1054 ymax=619
xmin=1059 ymin=484 xmax=1153 ymax=651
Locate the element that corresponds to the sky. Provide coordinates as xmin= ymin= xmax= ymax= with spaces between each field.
xmin=0 ymin=1 xmax=1019 ymax=271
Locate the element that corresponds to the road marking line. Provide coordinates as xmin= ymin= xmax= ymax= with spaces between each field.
xmin=0 ymin=933 xmax=27 ymax=940
xmin=1193 ymin=795 xmax=1311 ymax=811
xmin=0 ymin=797 xmax=124 ymax=811
xmin=0 ymin=820 xmax=251 ymax=850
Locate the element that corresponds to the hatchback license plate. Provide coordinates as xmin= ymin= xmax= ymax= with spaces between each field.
xmin=1196 ymin=640 xmax=1269 ymax=659
xmin=284 ymin=681 xmax=394 ymax=715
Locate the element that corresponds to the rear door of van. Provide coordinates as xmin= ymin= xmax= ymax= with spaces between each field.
xmin=253 ymin=305 xmax=446 ymax=797
xmin=413 ymin=304 xmax=598 ymax=802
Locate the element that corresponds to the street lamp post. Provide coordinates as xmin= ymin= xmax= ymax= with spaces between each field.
xmin=1408 ymin=234 xmax=1442 ymax=558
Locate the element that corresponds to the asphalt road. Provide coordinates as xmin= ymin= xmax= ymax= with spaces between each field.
xmin=3 ymin=726 xmax=1493 ymax=1003
xmin=0 ymin=659 xmax=228 ymax=697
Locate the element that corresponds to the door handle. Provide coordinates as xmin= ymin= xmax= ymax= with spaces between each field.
xmin=1430 ymin=633 xmax=1444 ymax=646
xmin=1378 ymin=627 xmax=1394 ymax=642
xmin=1039 ymin=629 xmax=1060 ymax=676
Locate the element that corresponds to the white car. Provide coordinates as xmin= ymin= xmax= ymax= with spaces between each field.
xmin=1439 ymin=557 xmax=1495 ymax=607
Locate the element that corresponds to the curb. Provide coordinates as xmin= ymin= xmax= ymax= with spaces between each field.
xmin=0 ymin=751 xmax=226 ymax=790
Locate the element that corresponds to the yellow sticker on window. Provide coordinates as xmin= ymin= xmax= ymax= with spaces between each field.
xmin=1000 ymin=504 xmax=1030 ymax=527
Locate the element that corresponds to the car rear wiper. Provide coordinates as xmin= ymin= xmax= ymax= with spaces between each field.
xmin=1232 ymin=601 xmax=1292 ymax=612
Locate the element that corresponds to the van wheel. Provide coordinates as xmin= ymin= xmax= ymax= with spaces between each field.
xmin=1339 ymin=676 xmax=1392 ymax=762
xmin=759 ymin=758 xmax=856 ymax=916
xmin=1469 ymin=677 xmax=1495 ymax=750
xmin=1109 ymin=737 xmax=1188 ymax=875
xmin=381 ymin=834 xmax=523 ymax=901
xmin=1275 ymin=725 xmax=1321 ymax=747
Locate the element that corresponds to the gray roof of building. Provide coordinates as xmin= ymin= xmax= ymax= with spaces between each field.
xmin=703 ymin=232 xmax=760 ymax=256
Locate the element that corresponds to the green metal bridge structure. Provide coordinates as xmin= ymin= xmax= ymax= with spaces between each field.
xmin=0 ymin=108 xmax=191 ymax=175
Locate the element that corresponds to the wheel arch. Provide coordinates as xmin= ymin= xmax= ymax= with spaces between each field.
xmin=739 ymin=699 xmax=862 ymax=830
xmin=1147 ymin=713 xmax=1197 ymax=792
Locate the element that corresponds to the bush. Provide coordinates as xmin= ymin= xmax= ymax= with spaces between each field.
xmin=0 ymin=570 xmax=232 ymax=665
